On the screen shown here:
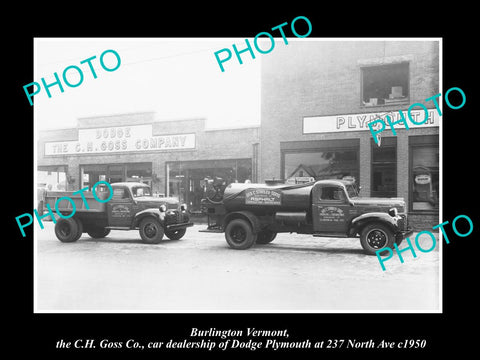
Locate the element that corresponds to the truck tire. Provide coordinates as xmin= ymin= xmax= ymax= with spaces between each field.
xmin=87 ymin=227 xmax=111 ymax=239
xmin=225 ymin=218 xmax=257 ymax=250
xmin=165 ymin=228 xmax=186 ymax=240
xmin=55 ymin=218 xmax=81 ymax=243
xmin=139 ymin=217 xmax=164 ymax=244
xmin=360 ymin=223 xmax=395 ymax=255
xmin=73 ymin=218 xmax=84 ymax=242
xmin=256 ymin=230 xmax=277 ymax=244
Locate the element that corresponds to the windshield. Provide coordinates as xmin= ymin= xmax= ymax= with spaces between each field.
xmin=345 ymin=184 xmax=359 ymax=198
xmin=131 ymin=186 xmax=152 ymax=197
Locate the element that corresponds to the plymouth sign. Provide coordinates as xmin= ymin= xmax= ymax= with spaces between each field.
xmin=303 ymin=109 xmax=439 ymax=134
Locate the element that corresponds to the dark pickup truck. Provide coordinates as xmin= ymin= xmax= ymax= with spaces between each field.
xmin=201 ymin=179 xmax=413 ymax=255
xmin=43 ymin=182 xmax=193 ymax=244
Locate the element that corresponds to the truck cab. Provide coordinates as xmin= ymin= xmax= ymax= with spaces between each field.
xmin=106 ymin=182 xmax=179 ymax=227
xmin=201 ymin=179 xmax=412 ymax=255
xmin=45 ymin=182 xmax=193 ymax=244
xmin=312 ymin=180 xmax=354 ymax=234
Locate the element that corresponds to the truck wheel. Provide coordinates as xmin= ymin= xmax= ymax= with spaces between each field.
xmin=55 ymin=218 xmax=80 ymax=243
xmin=73 ymin=218 xmax=84 ymax=241
xmin=165 ymin=228 xmax=186 ymax=240
xmin=256 ymin=230 xmax=277 ymax=244
xmin=87 ymin=227 xmax=111 ymax=239
xmin=139 ymin=217 xmax=164 ymax=244
xmin=360 ymin=223 xmax=395 ymax=255
xmin=225 ymin=219 xmax=257 ymax=250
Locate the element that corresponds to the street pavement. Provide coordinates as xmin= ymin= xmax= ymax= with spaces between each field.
xmin=35 ymin=222 xmax=440 ymax=312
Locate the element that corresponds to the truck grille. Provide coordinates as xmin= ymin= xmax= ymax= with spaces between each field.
xmin=164 ymin=210 xmax=188 ymax=225
xmin=167 ymin=203 xmax=178 ymax=211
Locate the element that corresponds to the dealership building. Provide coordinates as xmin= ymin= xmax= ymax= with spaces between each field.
xmin=259 ymin=39 xmax=440 ymax=229
xmin=37 ymin=113 xmax=259 ymax=213
xmin=37 ymin=39 xmax=440 ymax=229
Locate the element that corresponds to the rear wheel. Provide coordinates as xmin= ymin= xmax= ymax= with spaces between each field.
xmin=256 ymin=230 xmax=277 ymax=244
xmin=165 ymin=228 xmax=186 ymax=240
xmin=139 ymin=217 xmax=164 ymax=244
xmin=73 ymin=218 xmax=83 ymax=241
xmin=55 ymin=218 xmax=81 ymax=243
xmin=225 ymin=219 xmax=257 ymax=250
xmin=360 ymin=223 xmax=395 ymax=255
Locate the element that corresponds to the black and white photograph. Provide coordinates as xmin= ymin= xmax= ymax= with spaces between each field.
xmin=9 ymin=7 xmax=478 ymax=357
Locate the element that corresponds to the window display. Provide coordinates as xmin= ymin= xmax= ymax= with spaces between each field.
xmin=80 ymin=163 xmax=152 ymax=189
xmin=411 ymin=145 xmax=439 ymax=211
xmin=283 ymin=149 xmax=359 ymax=184
xmin=167 ymin=159 xmax=252 ymax=212
xmin=371 ymin=138 xmax=396 ymax=197
xmin=362 ymin=62 xmax=409 ymax=106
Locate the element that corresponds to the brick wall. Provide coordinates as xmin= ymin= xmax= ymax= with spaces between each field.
xmin=260 ymin=39 xmax=440 ymax=229
xmin=261 ymin=40 xmax=439 ymax=181
xmin=409 ymin=214 xmax=441 ymax=232
xmin=38 ymin=116 xmax=260 ymax=193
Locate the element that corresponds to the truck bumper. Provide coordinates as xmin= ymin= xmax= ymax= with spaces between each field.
xmin=396 ymin=227 xmax=414 ymax=240
xmin=165 ymin=222 xmax=194 ymax=231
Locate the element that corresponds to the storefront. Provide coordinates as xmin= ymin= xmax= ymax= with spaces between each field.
xmin=282 ymin=139 xmax=359 ymax=185
xmin=37 ymin=112 xmax=259 ymax=213
xmin=260 ymin=39 xmax=440 ymax=230
xmin=166 ymin=158 xmax=252 ymax=211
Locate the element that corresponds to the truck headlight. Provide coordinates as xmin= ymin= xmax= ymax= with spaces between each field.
xmin=180 ymin=203 xmax=187 ymax=211
xmin=159 ymin=204 xmax=167 ymax=212
xmin=388 ymin=207 xmax=398 ymax=217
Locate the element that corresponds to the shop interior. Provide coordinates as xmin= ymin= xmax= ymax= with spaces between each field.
xmin=167 ymin=159 xmax=252 ymax=212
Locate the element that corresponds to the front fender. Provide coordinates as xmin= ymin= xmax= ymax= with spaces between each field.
xmin=132 ymin=208 xmax=165 ymax=229
xmin=349 ymin=212 xmax=399 ymax=236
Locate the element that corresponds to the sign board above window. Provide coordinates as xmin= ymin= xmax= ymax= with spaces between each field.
xmin=44 ymin=124 xmax=196 ymax=156
xmin=303 ymin=109 xmax=439 ymax=134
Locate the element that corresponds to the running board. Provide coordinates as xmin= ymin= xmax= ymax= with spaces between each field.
xmin=198 ymin=228 xmax=224 ymax=233
xmin=106 ymin=226 xmax=131 ymax=230
xmin=313 ymin=233 xmax=349 ymax=238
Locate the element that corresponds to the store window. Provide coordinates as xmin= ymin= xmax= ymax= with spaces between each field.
xmin=283 ymin=149 xmax=359 ymax=185
xmin=361 ymin=62 xmax=409 ymax=107
xmin=127 ymin=162 xmax=153 ymax=187
xmin=371 ymin=137 xmax=397 ymax=197
xmin=37 ymin=165 xmax=68 ymax=209
xmin=37 ymin=165 xmax=67 ymax=190
xmin=166 ymin=159 xmax=252 ymax=212
xmin=81 ymin=163 xmax=152 ymax=189
xmin=410 ymin=136 xmax=439 ymax=212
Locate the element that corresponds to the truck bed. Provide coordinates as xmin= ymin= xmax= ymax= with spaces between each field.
xmin=44 ymin=190 xmax=107 ymax=213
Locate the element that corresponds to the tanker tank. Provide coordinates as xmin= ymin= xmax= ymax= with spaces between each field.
xmin=221 ymin=182 xmax=314 ymax=213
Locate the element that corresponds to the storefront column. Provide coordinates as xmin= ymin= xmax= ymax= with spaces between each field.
xmin=152 ymin=160 xmax=165 ymax=196
xmin=359 ymin=136 xmax=371 ymax=197
xmin=252 ymin=142 xmax=259 ymax=183
xmin=65 ymin=158 xmax=80 ymax=191
xmin=397 ymin=133 xmax=409 ymax=207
